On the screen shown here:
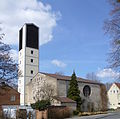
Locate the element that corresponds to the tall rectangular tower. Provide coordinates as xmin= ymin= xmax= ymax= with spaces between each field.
xmin=18 ymin=23 xmax=39 ymax=105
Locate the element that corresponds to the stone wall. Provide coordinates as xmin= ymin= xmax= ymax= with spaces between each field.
xmin=78 ymin=82 xmax=102 ymax=111
xmin=57 ymin=80 xmax=67 ymax=97
xmin=56 ymin=80 xmax=102 ymax=111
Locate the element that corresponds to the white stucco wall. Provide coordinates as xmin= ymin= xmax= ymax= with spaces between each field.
xmin=27 ymin=73 xmax=58 ymax=105
xmin=18 ymin=24 xmax=39 ymax=105
xmin=108 ymin=83 xmax=120 ymax=109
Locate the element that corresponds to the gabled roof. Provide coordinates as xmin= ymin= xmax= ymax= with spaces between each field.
xmin=0 ymin=82 xmax=19 ymax=93
xmin=53 ymin=96 xmax=76 ymax=103
xmin=39 ymin=72 xmax=102 ymax=85
xmin=115 ymin=83 xmax=120 ymax=89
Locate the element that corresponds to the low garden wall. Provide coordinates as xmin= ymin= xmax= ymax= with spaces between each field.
xmin=1 ymin=105 xmax=72 ymax=119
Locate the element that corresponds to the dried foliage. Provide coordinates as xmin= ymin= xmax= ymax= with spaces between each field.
xmin=16 ymin=109 xmax=27 ymax=119
xmin=100 ymin=84 xmax=108 ymax=111
xmin=48 ymin=107 xmax=71 ymax=119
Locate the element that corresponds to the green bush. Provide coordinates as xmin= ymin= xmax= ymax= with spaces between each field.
xmin=73 ymin=110 xmax=79 ymax=115
xmin=31 ymin=100 xmax=50 ymax=111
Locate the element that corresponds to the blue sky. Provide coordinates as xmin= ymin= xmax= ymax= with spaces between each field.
xmin=0 ymin=0 xmax=119 ymax=83
xmin=39 ymin=0 xmax=111 ymax=78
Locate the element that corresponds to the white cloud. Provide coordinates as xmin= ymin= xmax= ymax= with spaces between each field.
xmin=96 ymin=68 xmax=120 ymax=79
xmin=51 ymin=59 xmax=66 ymax=68
xmin=0 ymin=0 xmax=61 ymax=46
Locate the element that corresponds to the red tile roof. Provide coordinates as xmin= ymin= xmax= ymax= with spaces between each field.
xmin=0 ymin=82 xmax=19 ymax=93
xmin=115 ymin=83 xmax=120 ymax=89
xmin=40 ymin=72 xmax=102 ymax=85
xmin=53 ymin=96 xmax=76 ymax=103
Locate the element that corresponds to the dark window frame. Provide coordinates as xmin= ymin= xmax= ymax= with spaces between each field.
xmin=31 ymin=70 xmax=33 ymax=74
xmin=10 ymin=95 xmax=16 ymax=102
xmin=31 ymin=59 xmax=33 ymax=63
xmin=26 ymin=24 xmax=39 ymax=49
xmin=83 ymin=85 xmax=91 ymax=97
xmin=31 ymin=50 xmax=33 ymax=54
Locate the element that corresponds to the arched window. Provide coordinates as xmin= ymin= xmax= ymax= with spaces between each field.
xmin=83 ymin=85 xmax=91 ymax=97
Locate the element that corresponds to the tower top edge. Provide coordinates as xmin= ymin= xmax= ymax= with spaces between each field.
xmin=20 ymin=23 xmax=39 ymax=30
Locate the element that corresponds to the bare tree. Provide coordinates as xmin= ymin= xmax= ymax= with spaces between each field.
xmin=86 ymin=72 xmax=100 ymax=83
xmin=34 ymin=81 xmax=56 ymax=102
xmin=104 ymin=0 xmax=120 ymax=73
xmin=0 ymin=34 xmax=18 ymax=85
xmin=105 ymin=82 xmax=112 ymax=91
xmin=55 ymin=71 xmax=64 ymax=75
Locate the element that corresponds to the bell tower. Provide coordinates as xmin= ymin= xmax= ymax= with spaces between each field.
xmin=18 ymin=23 xmax=39 ymax=105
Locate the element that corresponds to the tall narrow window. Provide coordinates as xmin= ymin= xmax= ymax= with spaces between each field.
xmin=10 ymin=95 xmax=16 ymax=101
xmin=31 ymin=59 xmax=33 ymax=63
xmin=31 ymin=70 xmax=33 ymax=74
xmin=31 ymin=50 xmax=33 ymax=54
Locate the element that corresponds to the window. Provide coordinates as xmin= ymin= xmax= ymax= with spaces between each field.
xmin=83 ymin=85 xmax=91 ymax=97
xmin=20 ymin=61 xmax=21 ymax=64
xmin=10 ymin=95 xmax=15 ymax=101
xmin=117 ymin=90 xmax=119 ymax=93
xmin=31 ymin=50 xmax=33 ymax=54
xmin=114 ymin=90 xmax=115 ymax=93
xmin=31 ymin=59 xmax=33 ymax=63
xmin=31 ymin=70 xmax=33 ymax=74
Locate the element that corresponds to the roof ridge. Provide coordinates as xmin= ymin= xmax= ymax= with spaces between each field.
xmin=39 ymin=72 xmax=102 ymax=85
xmin=115 ymin=82 xmax=120 ymax=89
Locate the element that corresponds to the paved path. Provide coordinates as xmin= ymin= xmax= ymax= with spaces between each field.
xmin=67 ymin=112 xmax=120 ymax=119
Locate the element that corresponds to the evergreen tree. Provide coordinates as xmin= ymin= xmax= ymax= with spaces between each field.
xmin=67 ymin=71 xmax=82 ymax=111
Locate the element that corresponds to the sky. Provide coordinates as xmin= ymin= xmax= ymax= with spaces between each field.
xmin=0 ymin=0 xmax=119 ymax=83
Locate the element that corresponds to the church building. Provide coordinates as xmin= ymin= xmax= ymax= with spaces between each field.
xmin=18 ymin=23 xmax=103 ymax=111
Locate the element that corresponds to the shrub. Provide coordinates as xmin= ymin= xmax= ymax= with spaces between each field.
xmin=31 ymin=100 xmax=50 ymax=111
xmin=73 ymin=110 xmax=79 ymax=115
xmin=16 ymin=109 xmax=27 ymax=119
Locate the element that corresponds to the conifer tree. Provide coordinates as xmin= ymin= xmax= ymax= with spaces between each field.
xmin=67 ymin=71 xmax=82 ymax=111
